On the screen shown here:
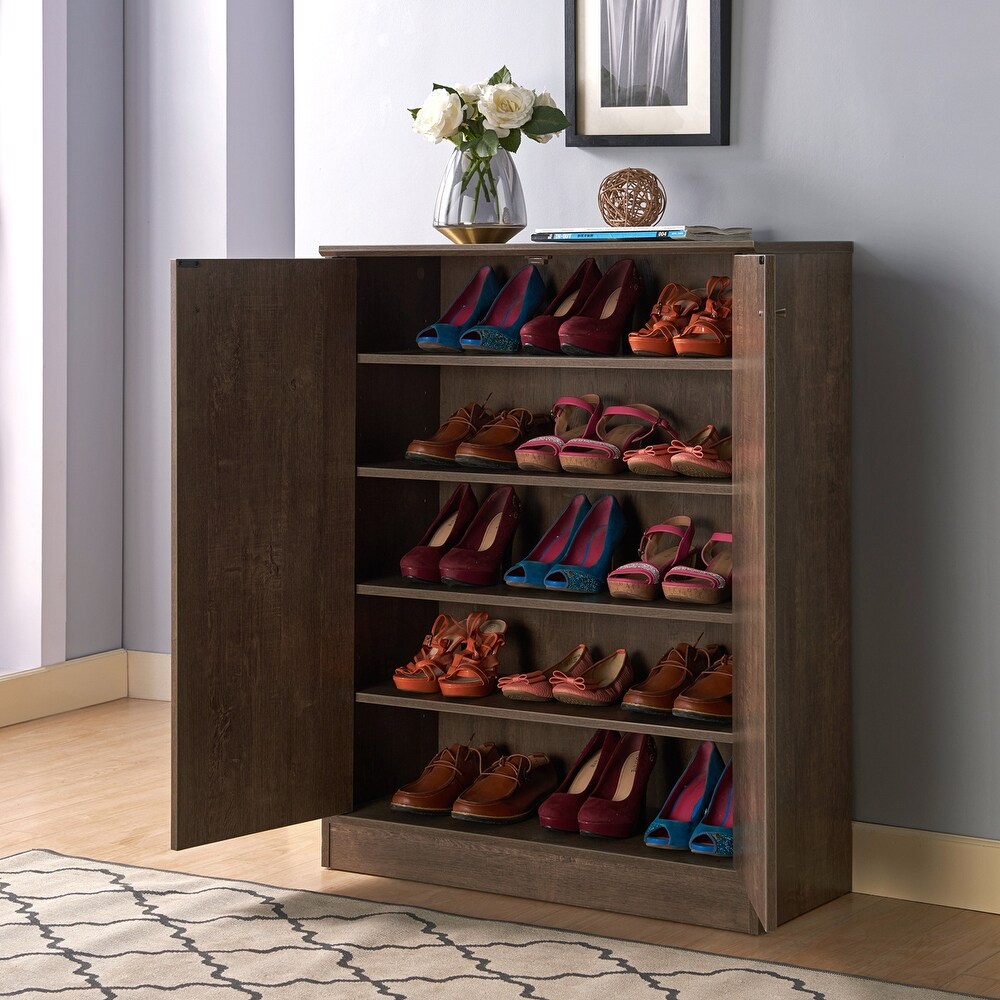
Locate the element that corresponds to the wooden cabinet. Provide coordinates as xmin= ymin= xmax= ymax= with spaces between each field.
xmin=172 ymin=241 xmax=852 ymax=934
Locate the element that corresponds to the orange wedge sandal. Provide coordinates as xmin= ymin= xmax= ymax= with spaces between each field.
xmin=438 ymin=614 xmax=508 ymax=698
xmin=628 ymin=283 xmax=703 ymax=357
xmin=558 ymin=404 xmax=678 ymax=475
xmin=661 ymin=532 xmax=733 ymax=605
xmin=673 ymin=276 xmax=733 ymax=358
xmin=392 ymin=613 xmax=468 ymax=693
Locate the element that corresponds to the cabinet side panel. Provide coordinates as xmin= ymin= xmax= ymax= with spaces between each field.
xmin=172 ymin=259 xmax=357 ymax=849
xmin=733 ymin=254 xmax=777 ymax=931
xmin=772 ymin=251 xmax=853 ymax=923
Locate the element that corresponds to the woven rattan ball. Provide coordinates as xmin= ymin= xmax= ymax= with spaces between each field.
xmin=598 ymin=168 xmax=666 ymax=227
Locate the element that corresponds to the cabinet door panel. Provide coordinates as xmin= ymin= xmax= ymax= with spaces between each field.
xmin=732 ymin=253 xmax=777 ymax=931
xmin=172 ymin=259 xmax=356 ymax=849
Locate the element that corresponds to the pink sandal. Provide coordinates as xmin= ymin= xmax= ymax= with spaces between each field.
xmin=514 ymin=394 xmax=602 ymax=473
xmin=607 ymin=516 xmax=694 ymax=601
xmin=624 ymin=424 xmax=722 ymax=477
xmin=558 ymin=404 xmax=678 ymax=475
xmin=661 ymin=532 xmax=733 ymax=605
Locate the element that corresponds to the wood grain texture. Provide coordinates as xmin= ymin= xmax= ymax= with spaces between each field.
xmin=732 ymin=253 xmax=777 ymax=931
xmin=771 ymin=251 xmax=853 ymax=923
xmin=326 ymin=799 xmax=756 ymax=932
xmin=172 ymin=259 xmax=357 ymax=849
xmin=358 ymin=352 xmax=732 ymax=370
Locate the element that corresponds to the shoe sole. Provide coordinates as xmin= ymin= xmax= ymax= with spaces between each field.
xmin=621 ymin=702 xmax=675 ymax=716
xmin=404 ymin=453 xmax=458 ymax=468
xmin=390 ymin=803 xmax=452 ymax=816
xmin=521 ymin=345 xmax=560 ymax=356
xmin=439 ymin=576 xmax=495 ymax=588
xmin=672 ymin=708 xmax=733 ymax=723
xmin=499 ymin=691 xmax=553 ymax=702
xmin=560 ymin=344 xmax=615 ymax=357
xmin=454 ymin=456 xmax=518 ymax=470
xmin=450 ymin=809 xmax=536 ymax=824
xmin=668 ymin=461 xmax=731 ymax=479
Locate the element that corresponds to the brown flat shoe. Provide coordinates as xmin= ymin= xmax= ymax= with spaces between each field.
xmin=454 ymin=408 xmax=552 ymax=470
xmin=622 ymin=642 xmax=723 ymax=714
xmin=405 ymin=402 xmax=493 ymax=466
xmin=672 ymin=653 xmax=733 ymax=722
xmin=391 ymin=742 xmax=500 ymax=814
xmin=451 ymin=752 xmax=558 ymax=824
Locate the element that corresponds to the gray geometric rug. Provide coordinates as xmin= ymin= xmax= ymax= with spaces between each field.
xmin=0 ymin=850 xmax=984 ymax=999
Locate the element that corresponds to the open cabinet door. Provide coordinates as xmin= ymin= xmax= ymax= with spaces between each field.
xmin=172 ymin=258 xmax=357 ymax=850
xmin=732 ymin=253 xmax=777 ymax=931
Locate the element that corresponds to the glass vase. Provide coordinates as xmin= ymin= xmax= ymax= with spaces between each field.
xmin=433 ymin=147 xmax=526 ymax=245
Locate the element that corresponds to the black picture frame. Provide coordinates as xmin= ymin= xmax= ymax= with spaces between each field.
xmin=564 ymin=0 xmax=731 ymax=147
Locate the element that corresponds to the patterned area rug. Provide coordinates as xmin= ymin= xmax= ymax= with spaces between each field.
xmin=0 ymin=850 xmax=983 ymax=999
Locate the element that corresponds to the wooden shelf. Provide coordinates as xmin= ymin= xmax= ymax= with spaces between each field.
xmin=358 ymin=350 xmax=733 ymax=371
xmin=356 ymin=683 xmax=734 ymax=743
xmin=357 ymin=461 xmax=733 ymax=496
xmin=338 ymin=796 xmax=735 ymax=871
xmin=356 ymin=576 xmax=734 ymax=623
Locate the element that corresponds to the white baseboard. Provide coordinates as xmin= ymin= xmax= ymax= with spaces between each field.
xmin=126 ymin=650 xmax=171 ymax=701
xmin=853 ymin=821 xmax=1000 ymax=914
xmin=0 ymin=649 xmax=128 ymax=728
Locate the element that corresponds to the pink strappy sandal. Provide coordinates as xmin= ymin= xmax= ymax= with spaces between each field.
xmin=661 ymin=532 xmax=733 ymax=605
xmin=514 ymin=394 xmax=602 ymax=473
xmin=558 ymin=404 xmax=678 ymax=475
xmin=607 ymin=516 xmax=694 ymax=601
xmin=624 ymin=425 xmax=722 ymax=478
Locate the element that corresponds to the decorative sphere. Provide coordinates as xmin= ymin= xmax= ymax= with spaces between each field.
xmin=598 ymin=168 xmax=666 ymax=227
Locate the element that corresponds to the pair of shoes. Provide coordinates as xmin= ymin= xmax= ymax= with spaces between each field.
xmin=400 ymin=484 xmax=521 ymax=586
xmin=621 ymin=640 xmax=728 ymax=717
xmin=661 ymin=531 xmax=733 ymax=604
xmin=406 ymin=403 xmax=551 ymax=469
xmin=645 ymin=742 xmax=733 ymax=856
xmin=390 ymin=742 xmax=559 ymax=823
xmin=503 ymin=494 xmax=625 ymax=594
xmin=392 ymin=611 xmax=508 ymax=698
xmin=624 ymin=424 xmax=732 ymax=479
xmin=497 ymin=644 xmax=635 ymax=707
xmin=628 ymin=276 xmax=733 ymax=358
xmin=515 ymin=396 xmax=679 ymax=475
xmin=607 ymin=516 xmax=694 ymax=600
xmin=538 ymin=731 xmax=656 ymax=838
xmin=520 ymin=258 xmax=642 ymax=356
xmin=415 ymin=264 xmax=547 ymax=354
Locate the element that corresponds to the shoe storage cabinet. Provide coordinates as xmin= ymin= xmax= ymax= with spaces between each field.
xmin=172 ymin=240 xmax=852 ymax=934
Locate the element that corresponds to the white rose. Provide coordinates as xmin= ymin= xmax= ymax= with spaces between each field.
xmin=456 ymin=82 xmax=485 ymax=111
xmin=531 ymin=89 xmax=558 ymax=143
xmin=477 ymin=83 xmax=535 ymax=138
xmin=412 ymin=89 xmax=464 ymax=143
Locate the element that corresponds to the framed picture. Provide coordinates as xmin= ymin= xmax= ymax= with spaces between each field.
xmin=564 ymin=0 xmax=731 ymax=146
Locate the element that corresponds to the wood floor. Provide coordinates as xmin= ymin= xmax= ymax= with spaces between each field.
xmin=2 ymin=698 xmax=998 ymax=997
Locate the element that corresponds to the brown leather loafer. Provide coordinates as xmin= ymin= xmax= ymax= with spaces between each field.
xmin=451 ymin=752 xmax=558 ymax=824
xmin=672 ymin=653 xmax=733 ymax=722
xmin=405 ymin=402 xmax=493 ymax=466
xmin=454 ymin=408 xmax=552 ymax=470
xmin=390 ymin=742 xmax=500 ymax=814
xmin=622 ymin=642 xmax=723 ymax=714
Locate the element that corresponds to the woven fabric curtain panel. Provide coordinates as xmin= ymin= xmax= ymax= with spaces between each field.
xmin=601 ymin=0 xmax=688 ymax=107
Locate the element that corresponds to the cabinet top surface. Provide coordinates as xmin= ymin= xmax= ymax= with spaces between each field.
xmin=317 ymin=240 xmax=854 ymax=258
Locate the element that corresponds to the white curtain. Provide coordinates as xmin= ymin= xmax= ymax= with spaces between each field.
xmin=601 ymin=0 xmax=688 ymax=107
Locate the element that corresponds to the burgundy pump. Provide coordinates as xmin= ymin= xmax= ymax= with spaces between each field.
xmin=537 ymin=730 xmax=620 ymax=833
xmin=399 ymin=484 xmax=478 ymax=583
xmin=519 ymin=258 xmax=602 ymax=354
xmin=438 ymin=486 xmax=521 ymax=586
xmin=576 ymin=732 xmax=657 ymax=838
xmin=558 ymin=258 xmax=642 ymax=356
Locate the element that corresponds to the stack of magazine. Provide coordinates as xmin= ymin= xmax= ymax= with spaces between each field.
xmin=530 ymin=225 xmax=752 ymax=243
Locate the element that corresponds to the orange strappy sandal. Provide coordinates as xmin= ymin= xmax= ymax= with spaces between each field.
xmin=438 ymin=613 xmax=508 ymax=698
xmin=628 ymin=283 xmax=703 ymax=357
xmin=392 ymin=614 xmax=468 ymax=693
xmin=673 ymin=276 xmax=733 ymax=358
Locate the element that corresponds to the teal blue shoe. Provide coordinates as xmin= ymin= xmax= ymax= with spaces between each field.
xmin=460 ymin=264 xmax=547 ymax=354
xmin=504 ymin=494 xmax=591 ymax=589
xmin=415 ymin=266 xmax=500 ymax=352
xmin=645 ymin=742 xmax=725 ymax=850
xmin=542 ymin=495 xmax=624 ymax=594
xmin=688 ymin=758 xmax=734 ymax=856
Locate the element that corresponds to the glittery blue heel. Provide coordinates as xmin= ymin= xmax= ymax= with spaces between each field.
xmin=415 ymin=265 xmax=501 ymax=352
xmin=688 ymin=758 xmax=734 ymax=857
xmin=460 ymin=264 xmax=547 ymax=354
xmin=542 ymin=495 xmax=625 ymax=594
xmin=644 ymin=741 xmax=725 ymax=850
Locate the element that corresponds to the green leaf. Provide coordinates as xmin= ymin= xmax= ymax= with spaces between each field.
xmin=408 ymin=107 xmax=420 ymax=119
xmin=522 ymin=105 xmax=569 ymax=136
xmin=431 ymin=83 xmax=461 ymax=97
xmin=498 ymin=129 xmax=521 ymax=153
xmin=481 ymin=130 xmax=499 ymax=156
xmin=487 ymin=65 xmax=512 ymax=86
